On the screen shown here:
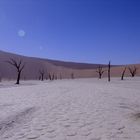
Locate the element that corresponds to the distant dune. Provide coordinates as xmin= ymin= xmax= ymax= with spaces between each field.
xmin=0 ymin=50 xmax=139 ymax=80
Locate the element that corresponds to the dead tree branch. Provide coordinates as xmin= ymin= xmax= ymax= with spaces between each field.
xmin=128 ymin=66 xmax=137 ymax=77
xmin=96 ymin=65 xmax=105 ymax=79
xmin=6 ymin=58 xmax=25 ymax=84
xmin=39 ymin=69 xmax=45 ymax=81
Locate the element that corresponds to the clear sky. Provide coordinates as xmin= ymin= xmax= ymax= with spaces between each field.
xmin=0 ymin=0 xmax=140 ymax=64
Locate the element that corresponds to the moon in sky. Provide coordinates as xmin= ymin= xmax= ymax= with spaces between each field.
xmin=18 ymin=30 xmax=26 ymax=37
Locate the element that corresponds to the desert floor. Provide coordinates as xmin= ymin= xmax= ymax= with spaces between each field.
xmin=0 ymin=78 xmax=140 ymax=140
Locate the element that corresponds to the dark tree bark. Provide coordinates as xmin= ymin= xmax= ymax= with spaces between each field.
xmin=6 ymin=58 xmax=25 ymax=84
xmin=48 ymin=73 xmax=52 ymax=80
xmin=96 ymin=65 xmax=105 ymax=79
xmin=52 ymin=74 xmax=55 ymax=80
xmin=108 ymin=61 xmax=111 ymax=82
xmin=121 ymin=67 xmax=126 ymax=80
xmin=39 ymin=69 xmax=45 ymax=81
xmin=71 ymin=73 xmax=74 ymax=79
xmin=128 ymin=66 xmax=137 ymax=77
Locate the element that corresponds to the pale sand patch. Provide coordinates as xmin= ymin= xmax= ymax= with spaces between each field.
xmin=0 ymin=78 xmax=140 ymax=140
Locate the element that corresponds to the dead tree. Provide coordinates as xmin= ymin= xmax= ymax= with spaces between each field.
xmin=108 ymin=61 xmax=111 ymax=82
xmin=45 ymin=70 xmax=48 ymax=80
xmin=71 ymin=73 xmax=74 ymax=79
xmin=48 ymin=73 xmax=52 ymax=80
xmin=128 ymin=66 xmax=137 ymax=77
xmin=121 ymin=67 xmax=126 ymax=80
xmin=39 ymin=69 xmax=45 ymax=81
xmin=52 ymin=74 xmax=55 ymax=80
xmin=7 ymin=58 xmax=25 ymax=84
xmin=96 ymin=65 xmax=105 ymax=79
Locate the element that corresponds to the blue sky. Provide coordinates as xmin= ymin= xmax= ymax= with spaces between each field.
xmin=0 ymin=0 xmax=140 ymax=64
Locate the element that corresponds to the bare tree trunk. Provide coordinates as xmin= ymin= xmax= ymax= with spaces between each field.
xmin=49 ymin=74 xmax=52 ymax=80
xmin=128 ymin=66 xmax=137 ymax=77
xmin=6 ymin=58 xmax=25 ymax=85
xmin=52 ymin=74 xmax=55 ymax=80
xmin=16 ymin=71 xmax=21 ymax=84
xmin=71 ymin=73 xmax=74 ymax=79
xmin=108 ymin=61 xmax=111 ymax=82
xmin=99 ymin=73 xmax=102 ymax=79
xmin=39 ymin=69 xmax=45 ymax=81
xmin=41 ymin=73 xmax=44 ymax=81
xmin=96 ymin=65 xmax=105 ymax=79
xmin=121 ymin=67 xmax=126 ymax=80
